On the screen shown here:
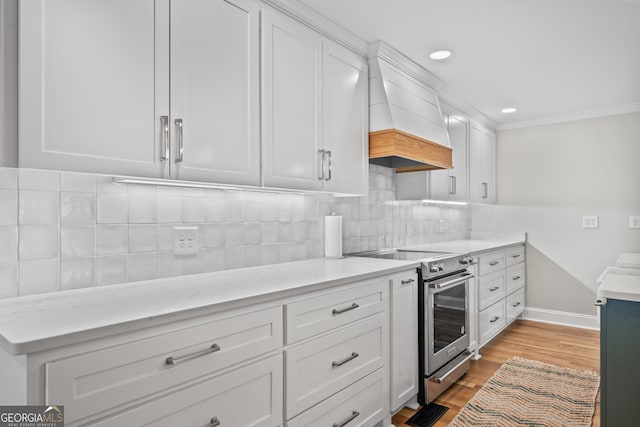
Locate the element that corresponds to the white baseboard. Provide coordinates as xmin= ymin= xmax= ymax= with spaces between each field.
xmin=522 ymin=307 xmax=599 ymax=330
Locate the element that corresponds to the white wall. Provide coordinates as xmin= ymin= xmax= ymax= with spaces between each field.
xmin=0 ymin=0 xmax=18 ymax=167
xmin=473 ymin=112 xmax=640 ymax=316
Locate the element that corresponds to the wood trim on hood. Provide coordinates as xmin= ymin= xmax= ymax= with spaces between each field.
xmin=369 ymin=129 xmax=453 ymax=172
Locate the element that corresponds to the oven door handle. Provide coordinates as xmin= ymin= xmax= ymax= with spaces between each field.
xmin=428 ymin=351 xmax=473 ymax=384
xmin=432 ymin=273 xmax=474 ymax=290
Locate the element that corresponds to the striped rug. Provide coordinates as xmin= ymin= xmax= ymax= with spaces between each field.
xmin=449 ymin=356 xmax=600 ymax=427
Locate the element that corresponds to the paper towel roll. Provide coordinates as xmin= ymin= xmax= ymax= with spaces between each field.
xmin=325 ymin=215 xmax=343 ymax=258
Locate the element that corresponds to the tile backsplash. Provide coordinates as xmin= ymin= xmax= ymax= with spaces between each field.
xmin=0 ymin=165 xmax=470 ymax=298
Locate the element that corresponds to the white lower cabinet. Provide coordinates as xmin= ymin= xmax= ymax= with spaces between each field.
xmin=287 ymin=369 xmax=384 ymax=427
xmin=93 ymin=354 xmax=283 ymax=427
xmin=479 ymin=300 xmax=507 ymax=345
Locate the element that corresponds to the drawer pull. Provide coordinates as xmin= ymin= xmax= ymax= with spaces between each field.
xmin=210 ymin=417 xmax=221 ymax=427
xmin=512 ymin=275 xmax=522 ymax=281
xmin=489 ymin=316 xmax=500 ymax=323
xmin=165 ymin=343 xmax=221 ymax=366
xmin=333 ymin=410 xmax=360 ymax=427
xmin=512 ymin=302 xmax=522 ymax=307
xmin=512 ymin=253 xmax=522 ymax=258
xmin=332 ymin=352 xmax=359 ymax=368
xmin=332 ymin=303 xmax=359 ymax=315
xmin=401 ymin=278 xmax=416 ymax=285
xmin=489 ymin=261 xmax=501 ymax=266
xmin=489 ymin=286 xmax=500 ymax=292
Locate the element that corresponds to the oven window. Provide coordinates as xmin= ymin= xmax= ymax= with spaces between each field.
xmin=433 ymin=284 xmax=466 ymax=354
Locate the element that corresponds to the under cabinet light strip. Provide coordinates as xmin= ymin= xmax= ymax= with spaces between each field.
xmin=112 ymin=177 xmax=313 ymax=195
xmin=420 ymin=199 xmax=468 ymax=206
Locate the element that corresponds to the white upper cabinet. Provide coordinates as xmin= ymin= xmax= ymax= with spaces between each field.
xmin=170 ymin=0 xmax=260 ymax=185
xmin=469 ymin=123 xmax=496 ymax=203
xmin=19 ymin=0 xmax=169 ymax=178
xmin=20 ymin=0 xmax=260 ymax=185
xmin=429 ymin=107 xmax=469 ymax=201
xmin=261 ymin=9 xmax=368 ymax=195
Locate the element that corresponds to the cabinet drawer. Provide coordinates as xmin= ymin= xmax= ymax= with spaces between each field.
xmin=506 ymin=263 xmax=525 ymax=294
xmin=477 ymin=251 xmax=506 ymax=276
xmin=506 ymin=288 xmax=526 ymax=323
xmin=46 ymin=306 xmax=282 ymax=423
xmin=506 ymin=245 xmax=525 ymax=266
xmin=285 ymin=278 xmax=387 ymax=344
xmin=478 ymin=270 xmax=506 ymax=310
xmin=287 ymin=369 xmax=384 ymax=427
xmin=93 ymin=354 xmax=283 ymax=427
xmin=285 ymin=315 xmax=385 ymax=419
xmin=479 ymin=300 xmax=506 ymax=346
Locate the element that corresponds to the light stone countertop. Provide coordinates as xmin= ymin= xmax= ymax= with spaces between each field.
xmin=0 ymin=257 xmax=419 ymax=355
xmin=401 ymin=234 xmax=526 ymax=255
xmin=597 ymin=266 xmax=640 ymax=303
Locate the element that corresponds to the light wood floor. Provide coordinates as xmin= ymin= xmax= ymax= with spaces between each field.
xmin=392 ymin=319 xmax=601 ymax=426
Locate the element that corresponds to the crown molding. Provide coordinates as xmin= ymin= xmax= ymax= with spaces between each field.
xmin=438 ymin=91 xmax=497 ymax=130
xmin=497 ymin=102 xmax=640 ymax=131
xmin=260 ymin=0 xmax=368 ymax=56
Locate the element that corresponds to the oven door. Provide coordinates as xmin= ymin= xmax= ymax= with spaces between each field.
xmin=425 ymin=271 xmax=471 ymax=376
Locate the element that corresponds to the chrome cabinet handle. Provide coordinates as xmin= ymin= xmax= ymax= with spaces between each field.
xmin=160 ymin=115 xmax=169 ymax=161
xmin=489 ymin=286 xmax=500 ymax=292
xmin=512 ymin=254 xmax=521 ymax=258
xmin=489 ymin=260 xmax=500 ymax=266
xmin=401 ymin=278 xmax=415 ymax=285
xmin=452 ymin=175 xmax=457 ymax=195
xmin=333 ymin=410 xmax=360 ymax=427
xmin=594 ymin=299 xmax=606 ymax=306
xmin=512 ymin=302 xmax=521 ymax=307
xmin=332 ymin=302 xmax=359 ymax=315
xmin=318 ymin=149 xmax=325 ymax=180
xmin=210 ymin=417 xmax=221 ymax=427
xmin=482 ymin=182 xmax=488 ymax=198
xmin=449 ymin=176 xmax=454 ymax=195
xmin=325 ymin=150 xmax=332 ymax=181
xmin=489 ymin=316 xmax=500 ymax=323
xmin=332 ymin=352 xmax=359 ymax=368
xmin=175 ymin=119 xmax=184 ymax=163
xmin=165 ymin=343 xmax=220 ymax=366
xmin=512 ymin=275 xmax=521 ymax=281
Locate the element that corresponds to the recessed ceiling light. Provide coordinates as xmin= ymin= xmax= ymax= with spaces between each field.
xmin=501 ymin=107 xmax=518 ymax=114
xmin=429 ymin=49 xmax=453 ymax=60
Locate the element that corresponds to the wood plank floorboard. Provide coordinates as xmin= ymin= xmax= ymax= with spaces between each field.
xmin=392 ymin=319 xmax=600 ymax=426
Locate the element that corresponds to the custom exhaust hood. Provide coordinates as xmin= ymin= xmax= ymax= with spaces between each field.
xmin=368 ymin=42 xmax=452 ymax=172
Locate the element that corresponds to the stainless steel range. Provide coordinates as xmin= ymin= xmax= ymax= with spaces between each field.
xmin=350 ymin=249 xmax=474 ymax=405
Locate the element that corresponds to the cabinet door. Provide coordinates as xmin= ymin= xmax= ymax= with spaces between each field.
xmin=170 ymin=0 xmax=260 ymax=185
xmin=19 ymin=0 xmax=169 ymax=178
xmin=262 ymin=9 xmax=323 ymax=191
xmin=430 ymin=112 xmax=468 ymax=201
xmin=390 ymin=273 xmax=419 ymax=411
xmin=469 ymin=124 xmax=484 ymax=203
xmin=322 ymin=41 xmax=369 ymax=195
xmin=482 ymin=131 xmax=497 ymax=203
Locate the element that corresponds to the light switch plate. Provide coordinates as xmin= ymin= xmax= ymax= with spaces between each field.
xmin=173 ymin=226 xmax=199 ymax=255
xmin=630 ymin=215 xmax=640 ymax=229
xmin=582 ymin=215 xmax=599 ymax=229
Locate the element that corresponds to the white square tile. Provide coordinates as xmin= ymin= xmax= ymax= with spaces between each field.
xmin=156 ymin=224 xmax=175 ymax=251
xmin=0 ymin=189 xmax=17 ymax=225
xmin=262 ymin=243 xmax=279 ymax=265
xmin=277 ymin=243 xmax=293 ymax=263
xmin=224 ymin=197 xmax=243 ymax=222
xmin=129 ymin=195 xmax=157 ymax=223
xmin=182 ymin=197 xmax=204 ymax=223
xmin=181 ymin=253 xmax=204 ymax=275
xmin=128 ymin=253 xmax=157 ymax=282
xmin=19 ymin=259 xmax=60 ymax=296
xmin=181 ymin=187 xmax=205 ymax=198
xmin=19 ymin=225 xmax=59 ymax=260
xmin=60 ymin=192 xmax=96 ymax=225
xmin=0 ymin=168 xmax=18 ymax=189
xmin=244 ymin=194 xmax=262 ymax=222
xmin=61 ymin=258 xmax=96 ymax=290
xmin=204 ymin=224 xmax=225 ymax=247
xmin=129 ymin=224 xmax=157 ymax=253
xmin=157 ymin=186 xmax=182 ymax=196
xmin=292 ymin=242 xmax=306 ymax=261
xmin=19 ymin=190 xmax=59 ymax=224
xmin=225 ymin=224 xmax=243 ymax=247
xmin=291 ymin=197 xmax=305 ymax=221
xmin=96 ymin=255 xmax=127 ymax=286
xmin=0 ymin=226 xmax=17 ymax=262
xmin=243 ymin=222 xmax=262 ymax=245
xmin=204 ymin=197 xmax=225 ymax=222
xmin=277 ymin=223 xmax=292 ymax=242
xmin=0 ymin=262 xmax=18 ymax=298
xmin=96 ymin=176 xmax=127 ymax=194
xmin=61 ymin=225 xmax=96 ymax=258
xmin=262 ymin=223 xmax=278 ymax=243
xmin=128 ymin=184 xmax=156 ymax=195
xmin=261 ymin=197 xmax=278 ymax=221
xmin=97 ymin=225 xmax=128 ymax=255
xmin=18 ymin=169 xmax=59 ymax=191
xmin=292 ymin=221 xmax=306 ymax=241
xmin=60 ymin=172 xmax=97 ymax=192
xmin=244 ymin=245 xmax=263 ymax=267
xmin=97 ymin=193 xmax=128 ymax=223
xmin=157 ymin=196 xmax=182 ymax=223
xmin=224 ymin=246 xmax=245 ymax=269
xmin=277 ymin=197 xmax=292 ymax=222
xmin=156 ymin=251 xmax=182 ymax=278
xmin=202 ymin=247 xmax=226 ymax=272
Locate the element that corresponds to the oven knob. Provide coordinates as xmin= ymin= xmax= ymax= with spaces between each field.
xmin=459 ymin=258 xmax=468 ymax=265
xmin=438 ymin=263 xmax=445 ymax=271
xmin=429 ymin=264 xmax=439 ymax=273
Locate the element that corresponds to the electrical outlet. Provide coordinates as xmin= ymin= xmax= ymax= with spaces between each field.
xmin=582 ymin=215 xmax=599 ymax=229
xmin=630 ymin=215 xmax=640 ymax=229
xmin=173 ymin=226 xmax=199 ymax=255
